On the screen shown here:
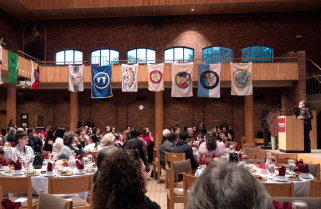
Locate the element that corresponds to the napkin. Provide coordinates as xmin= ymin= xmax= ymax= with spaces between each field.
xmin=1 ymin=198 xmax=21 ymax=209
xmin=44 ymin=153 xmax=49 ymax=160
xmin=264 ymin=158 xmax=266 ymax=163
xmin=272 ymin=199 xmax=292 ymax=209
xmin=76 ymin=161 xmax=84 ymax=169
xmin=294 ymin=164 xmax=309 ymax=174
xmin=235 ymin=145 xmax=242 ymax=151
xmin=296 ymin=159 xmax=303 ymax=166
xmin=10 ymin=160 xmax=22 ymax=170
xmin=76 ymin=155 xmax=82 ymax=161
xmin=62 ymin=161 xmax=69 ymax=167
xmin=197 ymin=156 xmax=209 ymax=166
xmin=238 ymin=153 xmax=243 ymax=161
xmin=0 ymin=142 xmax=3 ymax=146
xmin=191 ymin=144 xmax=197 ymax=148
xmin=47 ymin=162 xmax=53 ymax=172
xmin=10 ymin=142 xmax=15 ymax=147
xmin=259 ymin=163 xmax=266 ymax=169
xmin=225 ymin=144 xmax=229 ymax=148
xmin=0 ymin=158 xmax=9 ymax=166
xmin=278 ymin=166 xmax=286 ymax=176
xmin=271 ymin=158 xmax=275 ymax=163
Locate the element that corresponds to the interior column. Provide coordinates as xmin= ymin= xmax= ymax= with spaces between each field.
xmin=155 ymin=91 xmax=163 ymax=146
xmin=70 ymin=92 xmax=78 ymax=131
xmin=244 ymin=95 xmax=254 ymax=147
xmin=6 ymin=84 xmax=16 ymax=126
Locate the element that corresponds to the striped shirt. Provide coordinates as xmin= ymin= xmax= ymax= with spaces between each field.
xmin=199 ymin=141 xmax=226 ymax=156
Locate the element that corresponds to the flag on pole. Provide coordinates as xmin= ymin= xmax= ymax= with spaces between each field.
xmin=148 ymin=63 xmax=164 ymax=92
xmin=171 ymin=62 xmax=194 ymax=97
xmin=7 ymin=51 xmax=18 ymax=84
xmin=0 ymin=46 xmax=3 ymax=84
xmin=122 ymin=64 xmax=138 ymax=92
xmin=197 ymin=63 xmax=221 ymax=98
xmin=69 ymin=65 xmax=84 ymax=92
xmin=230 ymin=62 xmax=253 ymax=96
xmin=91 ymin=64 xmax=113 ymax=98
xmin=31 ymin=60 xmax=39 ymax=89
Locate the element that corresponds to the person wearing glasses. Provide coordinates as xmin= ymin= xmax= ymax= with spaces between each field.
xmin=10 ymin=131 xmax=34 ymax=162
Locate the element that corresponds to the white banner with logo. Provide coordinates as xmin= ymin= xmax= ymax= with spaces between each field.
xmin=171 ymin=62 xmax=194 ymax=97
xmin=69 ymin=65 xmax=84 ymax=92
xmin=148 ymin=63 xmax=164 ymax=92
xmin=230 ymin=62 xmax=253 ymax=96
xmin=122 ymin=64 xmax=138 ymax=92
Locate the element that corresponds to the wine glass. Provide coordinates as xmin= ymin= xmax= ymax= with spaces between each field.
xmin=292 ymin=200 xmax=308 ymax=209
xmin=289 ymin=163 xmax=296 ymax=175
xmin=268 ymin=165 xmax=275 ymax=180
xmin=242 ymin=155 xmax=248 ymax=164
xmin=83 ymin=157 xmax=88 ymax=168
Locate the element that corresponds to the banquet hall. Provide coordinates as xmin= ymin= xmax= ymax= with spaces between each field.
xmin=0 ymin=0 xmax=321 ymax=209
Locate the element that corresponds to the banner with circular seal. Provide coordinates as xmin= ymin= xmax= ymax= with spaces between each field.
xmin=91 ymin=64 xmax=113 ymax=98
xmin=171 ymin=62 xmax=194 ymax=97
xmin=230 ymin=62 xmax=253 ymax=95
xmin=197 ymin=63 xmax=221 ymax=98
xmin=122 ymin=64 xmax=138 ymax=92
xmin=148 ymin=63 xmax=164 ymax=92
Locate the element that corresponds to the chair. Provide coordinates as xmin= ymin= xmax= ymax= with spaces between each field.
xmin=277 ymin=154 xmax=297 ymax=167
xmin=166 ymin=159 xmax=191 ymax=209
xmin=152 ymin=146 xmax=162 ymax=184
xmin=244 ymin=147 xmax=258 ymax=154
xmin=310 ymin=180 xmax=321 ymax=197
xmin=183 ymin=174 xmax=197 ymax=208
xmin=48 ymin=175 xmax=93 ymax=209
xmin=36 ymin=190 xmax=72 ymax=209
xmin=0 ymin=176 xmax=38 ymax=209
xmin=273 ymin=197 xmax=321 ymax=209
xmin=304 ymin=163 xmax=320 ymax=180
xmin=262 ymin=182 xmax=294 ymax=197
xmin=165 ymin=152 xmax=185 ymax=189
xmin=246 ymin=159 xmax=264 ymax=164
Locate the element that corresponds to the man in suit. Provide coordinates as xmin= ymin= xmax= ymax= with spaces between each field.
xmin=295 ymin=101 xmax=313 ymax=153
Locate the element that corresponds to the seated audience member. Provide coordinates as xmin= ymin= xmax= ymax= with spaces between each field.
xmin=10 ymin=131 xmax=34 ymax=162
xmin=88 ymin=127 xmax=93 ymax=135
xmin=52 ymin=128 xmax=65 ymax=154
xmin=169 ymin=126 xmax=175 ymax=133
xmin=192 ymin=126 xmax=197 ymax=134
xmin=161 ymin=129 xmax=171 ymax=145
xmin=222 ymin=127 xmax=232 ymax=142
xmin=187 ymin=128 xmax=196 ymax=143
xmin=27 ymin=128 xmax=43 ymax=153
xmin=77 ymin=127 xmax=88 ymax=148
xmin=101 ymin=133 xmax=116 ymax=148
xmin=186 ymin=161 xmax=273 ymax=209
xmin=216 ymin=128 xmax=225 ymax=142
xmin=103 ymin=126 xmax=111 ymax=135
xmin=43 ymin=128 xmax=56 ymax=152
xmin=159 ymin=132 xmax=178 ymax=168
xmin=130 ymin=130 xmax=147 ymax=147
xmin=172 ymin=132 xmax=198 ymax=169
xmin=17 ymin=128 xmax=24 ymax=132
xmin=199 ymin=130 xmax=226 ymax=156
xmin=93 ymin=146 xmax=119 ymax=184
xmin=6 ymin=128 xmax=16 ymax=143
xmin=40 ymin=126 xmax=49 ymax=139
xmin=228 ymin=125 xmax=235 ymax=142
xmin=84 ymin=134 xmax=102 ymax=152
xmin=93 ymin=128 xmax=102 ymax=141
xmin=59 ymin=131 xmax=84 ymax=160
xmin=123 ymin=130 xmax=130 ymax=143
xmin=93 ymin=150 xmax=160 ymax=209
xmin=174 ymin=126 xmax=180 ymax=135
xmin=111 ymin=127 xmax=119 ymax=140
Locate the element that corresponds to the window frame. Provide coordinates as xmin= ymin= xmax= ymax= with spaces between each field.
xmin=241 ymin=45 xmax=273 ymax=62
xmin=164 ymin=46 xmax=194 ymax=63
xmin=55 ymin=49 xmax=83 ymax=65
xmin=202 ymin=46 xmax=233 ymax=64
xmin=126 ymin=47 xmax=156 ymax=64
xmin=90 ymin=48 xmax=119 ymax=66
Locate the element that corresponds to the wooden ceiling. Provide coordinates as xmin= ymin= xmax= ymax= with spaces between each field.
xmin=0 ymin=0 xmax=321 ymax=20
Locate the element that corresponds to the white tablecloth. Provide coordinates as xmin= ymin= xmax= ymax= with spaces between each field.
xmin=0 ymin=168 xmax=92 ymax=201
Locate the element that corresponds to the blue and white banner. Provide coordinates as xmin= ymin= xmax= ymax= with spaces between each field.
xmin=197 ymin=63 xmax=221 ymax=98
xmin=91 ymin=64 xmax=113 ymax=98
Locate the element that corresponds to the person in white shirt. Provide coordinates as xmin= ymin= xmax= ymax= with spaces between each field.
xmin=52 ymin=128 xmax=65 ymax=154
xmin=77 ymin=127 xmax=88 ymax=148
xmin=84 ymin=134 xmax=102 ymax=152
xmin=10 ymin=131 xmax=34 ymax=162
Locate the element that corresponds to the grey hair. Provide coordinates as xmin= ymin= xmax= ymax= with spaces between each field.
xmin=162 ymin=129 xmax=171 ymax=137
xmin=187 ymin=161 xmax=273 ymax=209
xmin=187 ymin=128 xmax=193 ymax=132
xmin=63 ymin=131 xmax=76 ymax=146
xmin=17 ymin=128 xmax=24 ymax=132
xmin=8 ymin=128 xmax=16 ymax=137
xmin=300 ymin=101 xmax=306 ymax=105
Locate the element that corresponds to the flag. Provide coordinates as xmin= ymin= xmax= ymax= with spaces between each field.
xmin=197 ymin=63 xmax=221 ymax=98
xmin=171 ymin=62 xmax=194 ymax=97
xmin=31 ymin=60 xmax=39 ymax=89
xmin=231 ymin=62 xmax=253 ymax=96
xmin=0 ymin=46 xmax=2 ymax=84
xmin=91 ymin=64 xmax=113 ymax=98
xmin=7 ymin=51 xmax=18 ymax=84
xmin=148 ymin=63 xmax=164 ymax=92
xmin=69 ymin=65 xmax=84 ymax=92
xmin=122 ymin=64 xmax=138 ymax=92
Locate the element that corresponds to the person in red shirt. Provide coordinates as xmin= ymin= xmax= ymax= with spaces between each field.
xmin=141 ymin=127 xmax=154 ymax=147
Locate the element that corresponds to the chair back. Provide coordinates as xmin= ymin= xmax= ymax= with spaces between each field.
xmin=304 ymin=163 xmax=320 ymax=180
xmin=263 ymin=182 xmax=294 ymax=197
xmin=311 ymin=180 xmax=321 ymax=197
xmin=244 ymin=147 xmax=258 ymax=154
xmin=172 ymin=159 xmax=191 ymax=175
xmin=246 ymin=159 xmax=264 ymax=164
xmin=183 ymin=174 xmax=197 ymax=206
xmin=165 ymin=152 xmax=185 ymax=167
xmin=246 ymin=153 xmax=257 ymax=159
xmin=37 ymin=190 xmax=72 ymax=209
xmin=153 ymin=148 xmax=158 ymax=163
xmin=48 ymin=175 xmax=93 ymax=195
xmin=0 ymin=176 xmax=32 ymax=209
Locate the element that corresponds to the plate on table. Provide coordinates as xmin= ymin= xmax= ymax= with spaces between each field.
xmin=42 ymin=174 xmax=55 ymax=177
xmin=255 ymin=175 xmax=267 ymax=181
xmin=86 ymin=168 xmax=96 ymax=173
xmin=59 ymin=171 xmax=73 ymax=176
xmin=27 ymin=171 xmax=40 ymax=176
xmin=75 ymin=172 xmax=87 ymax=175
xmin=5 ymin=168 xmax=15 ymax=173
xmin=275 ymin=179 xmax=290 ymax=182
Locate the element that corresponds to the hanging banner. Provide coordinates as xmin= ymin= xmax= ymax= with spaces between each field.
xmin=69 ymin=65 xmax=84 ymax=92
xmin=148 ymin=63 xmax=164 ymax=92
xmin=122 ymin=64 xmax=138 ymax=92
xmin=230 ymin=62 xmax=253 ymax=96
xmin=31 ymin=60 xmax=40 ymax=90
xmin=7 ymin=51 xmax=18 ymax=84
xmin=171 ymin=62 xmax=194 ymax=97
xmin=0 ymin=46 xmax=2 ymax=84
xmin=91 ymin=64 xmax=113 ymax=98
xmin=197 ymin=63 xmax=221 ymax=98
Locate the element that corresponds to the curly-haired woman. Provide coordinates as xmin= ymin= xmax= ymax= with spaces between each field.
xmin=58 ymin=131 xmax=84 ymax=160
xmin=93 ymin=150 xmax=160 ymax=209
xmin=199 ymin=130 xmax=226 ymax=157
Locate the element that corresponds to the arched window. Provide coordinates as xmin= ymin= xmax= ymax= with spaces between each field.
xmin=202 ymin=46 xmax=233 ymax=64
xmin=242 ymin=46 xmax=273 ymax=62
xmin=91 ymin=49 xmax=119 ymax=66
xmin=55 ymin=50 xmax=83 ymax=65
xmin=164 ymin=47 xmax=194 ymax=63
xmin=127 ymin=48 xmax=156 ymax=64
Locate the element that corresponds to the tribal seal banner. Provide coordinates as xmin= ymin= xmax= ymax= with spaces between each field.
xmin=171 ymin=62 xmax=194 ymax=97
xmin=122 ymin=64 xmax=138 ymax=92
xmin=230 ymin=62 xmax=253 ymax=96
xmin=198 ymin=63 xmax=221 ymax=98
xmin=69 ymin=65 xmax=84 ymax=92
xmin=91 ymin=64 xmax=113 ymax=98
xmin=148 ymin=63 xmax=164 ymax=92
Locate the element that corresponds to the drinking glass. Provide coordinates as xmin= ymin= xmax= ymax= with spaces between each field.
xmin=83 ymin=157 xmax=88 ymax=168
xmin=268 ymin=165 xmax=275 ymax=179
xmin=87 ymin=155 xmax=92 ymax=163
xmin=242 ymin=155 xmax=248 ymax=164
xmin=292 ymin=200 xmax=308 ymax=209
xmin=29 ymin=154 xmax=35 ymax=168
xmin=288 ymin=159 xmax=296 ymax=164
xmin=289 ymin=163 xmax=296 ymax=175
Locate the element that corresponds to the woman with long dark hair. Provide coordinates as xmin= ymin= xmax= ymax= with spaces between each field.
xmin=52 ymin=128 xmax=65 ymax=154
xmin=40 ymin=126 xmax=49 ymax=140
xmin=43 ymin=128 xmax=56 ymax=152
xmin=199 ymin=130 xmax=226 ymax=156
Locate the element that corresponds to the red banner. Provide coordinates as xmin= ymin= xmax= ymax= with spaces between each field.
xmin=278 ymin=118 xmax=285 ymax=132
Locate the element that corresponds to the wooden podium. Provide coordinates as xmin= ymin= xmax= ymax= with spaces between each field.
xmin=278 ymin=116 xmax=304 ymax=153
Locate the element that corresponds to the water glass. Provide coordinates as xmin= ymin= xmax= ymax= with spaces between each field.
xmin=292 ymin=200 xmax=308 ymax=209
xmin=289 ymin=163 xmax=296 ymax=174
xmin=288 ymin=159 xmax=296 ymax=164
xmin=83 ymin=157 xmax=88 ymax=168
xmin=87 ymin=155 xmax=92 ymax=163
